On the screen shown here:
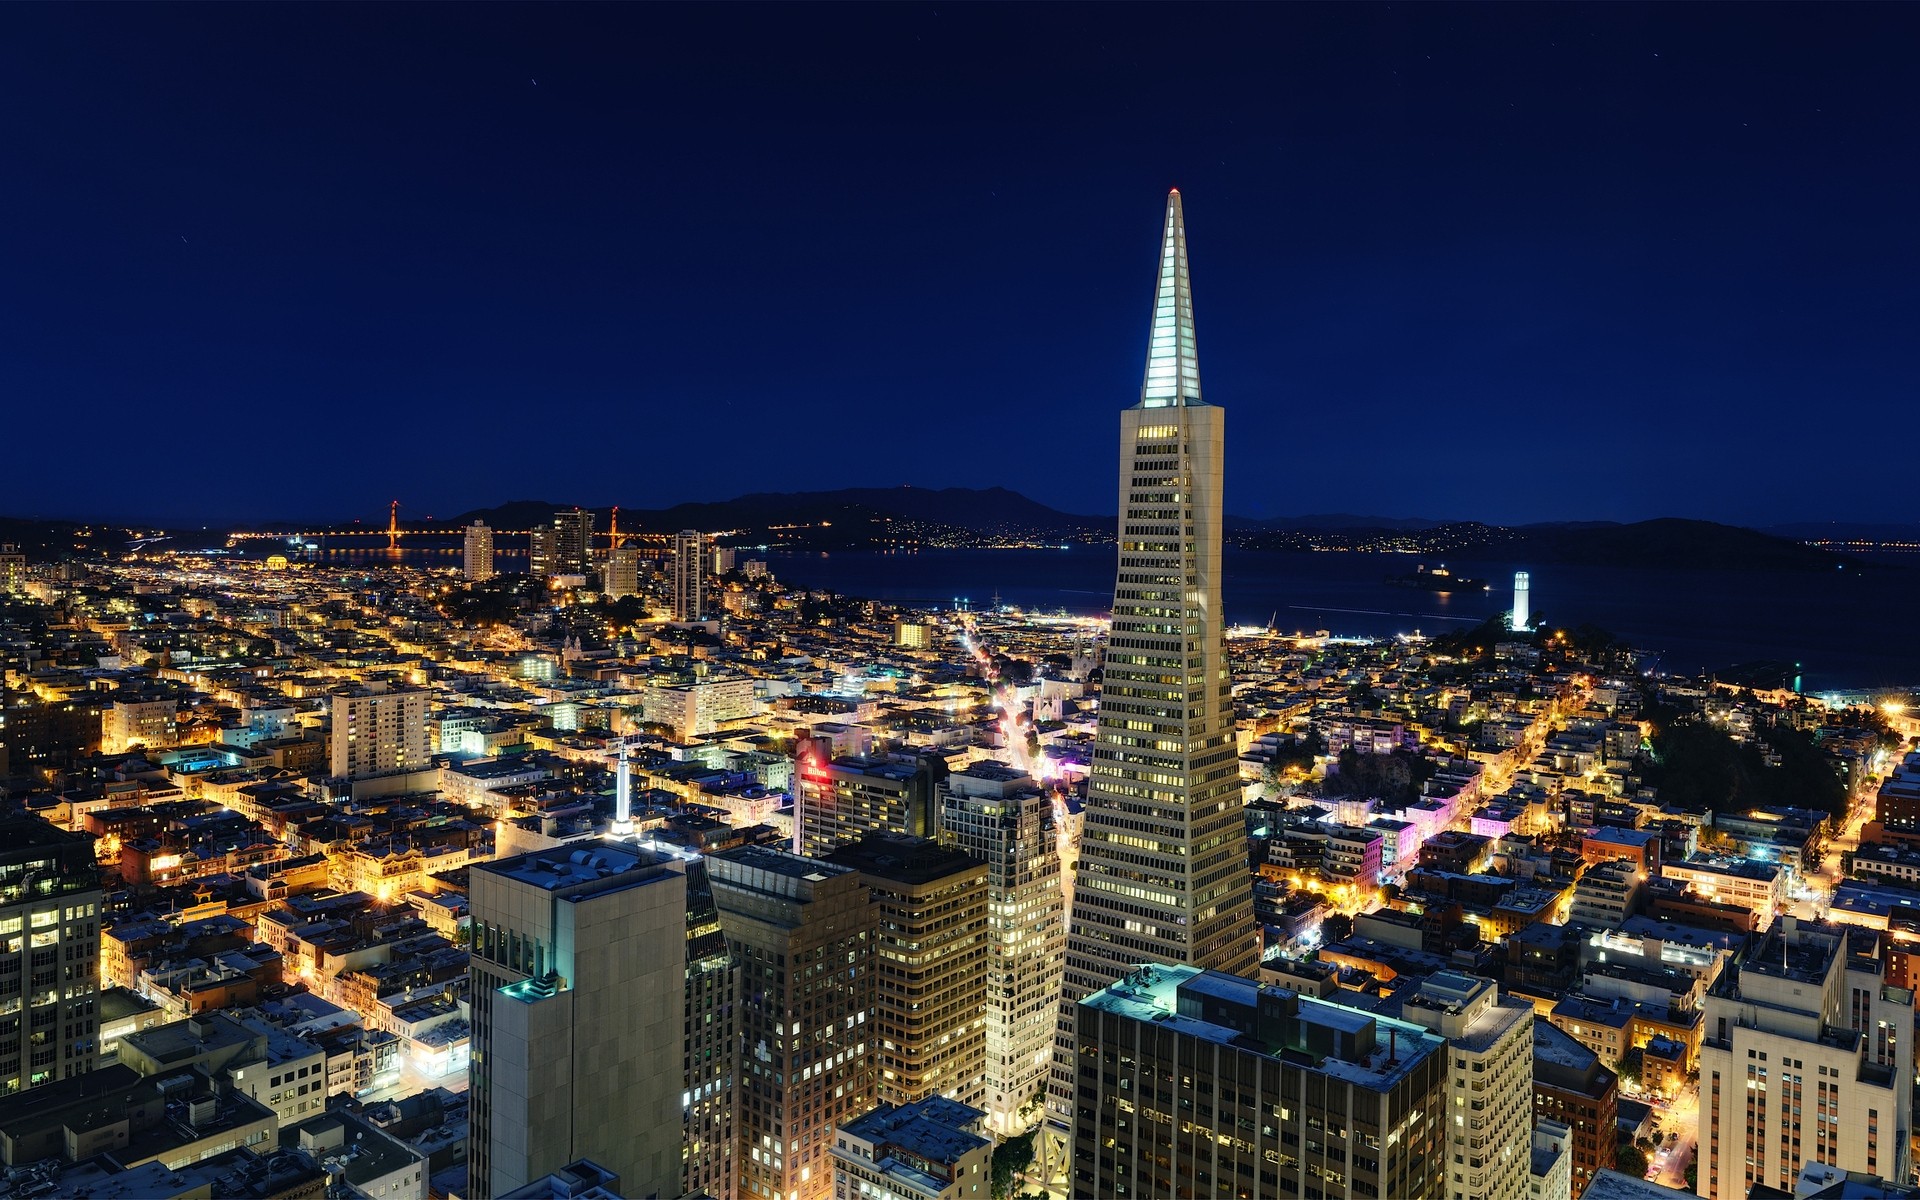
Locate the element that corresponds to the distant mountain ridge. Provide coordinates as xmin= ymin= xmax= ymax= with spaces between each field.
xmin=0 ymin=488 xmax=1874 ymax=573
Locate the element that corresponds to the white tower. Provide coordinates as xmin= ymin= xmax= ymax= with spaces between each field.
xmin=1512 ymin=570 xmax=1531 ymax=632
xmin=611 ymin=739 xmax=634 ymax=834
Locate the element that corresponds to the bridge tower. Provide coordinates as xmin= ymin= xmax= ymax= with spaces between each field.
xmin=386 ymin=500 xmax=400 ymax=550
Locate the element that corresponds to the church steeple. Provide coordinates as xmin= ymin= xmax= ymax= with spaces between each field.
xmin=1138 ymin=188 xmax=1203 ymax=408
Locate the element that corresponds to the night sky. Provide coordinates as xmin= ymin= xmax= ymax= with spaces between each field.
xmin=3 ymin=4 xmax=1915 ymax=528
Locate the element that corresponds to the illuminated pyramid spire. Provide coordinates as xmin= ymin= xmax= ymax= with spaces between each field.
xmin=1138 ymin=188 xmax=1203 ymax=408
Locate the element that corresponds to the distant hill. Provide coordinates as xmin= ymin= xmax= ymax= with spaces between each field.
xmin=1235 ymin=517 xmax=1848 ymax=572
xmin=1226 ymin=513 xmax=1452 ymax=532
xmin=1465 ymin=518 xmax=1843 ymax=571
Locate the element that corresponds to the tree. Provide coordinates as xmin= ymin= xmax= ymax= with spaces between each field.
xmin=991 ymin=1130 xmax=1037 ymax=1200
xmin=1616 ymin=1143 xmax=1650 ymax=1178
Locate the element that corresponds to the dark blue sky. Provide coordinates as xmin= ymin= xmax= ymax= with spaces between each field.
xmin=3 ymin=4 xmax=1914 ymax=528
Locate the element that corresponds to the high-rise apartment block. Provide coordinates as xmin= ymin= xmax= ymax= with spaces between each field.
xmin=465 ymin=521 xmax=495 ymax=581
xmin=327 ymin=681 xmax=429 ymax=780
xmin=467 ymin=841 xmax=689 ymax=1200
xmin=528 ymin=527 xmax=555 ymax=579
xmin=1070 ymin=965 xmax=1449 ymax=1200
xmin=1398 ymin=972 xmax=1535 ymax=1200
xmin=552 ymin=509 xmax=593 ymax=577
xmin=0 ymin=818 xmax=102 ymax=1096
xmin=825 ymin=834 xmax=987 ymax=1109
xmin=673 ymin=529 xmax=707 ymax=621
xmin=1697 ymin=918 xmax=1913 ymax=1199
xmin=795 ymin=743 xmax=947 ymax=858
xmin=1053 ymin=189 xmax=1257 ymax=1132
xmin=710 ymin=846 xmax=877 ymax=1200
xmin=940 ymin=762 xmax=1064 ymax=1134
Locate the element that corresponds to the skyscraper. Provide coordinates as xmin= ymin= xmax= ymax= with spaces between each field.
xmin=466 ymin=841 xmax=688 ymax=1199
xmin=825 ymin=833 xmax=988 ymax=1110
xmin=672 ymin=529 xmax=707 ymax=621
xmin=464 ymin=521 xmax=495 ymax=581
xmin=1513 ymin=570 xmax=1532 ymax=632
xmin=1070 ymin=965 xmax=1450 ymax=1200
xmin=941 ymin=762 xmax=1065 ymax=1135
xmin=552 ymin=509 xmax=593 ymax=576
xmin=0 ymin=818 xmax=102 ymax=1095
xmin=1049 ymin=189 xmax=1257 ymax=1138
xmin=528 ymin=527 xmax=555 ymax=579
xmin=709 ymin=846 xmax=877 ymax=1200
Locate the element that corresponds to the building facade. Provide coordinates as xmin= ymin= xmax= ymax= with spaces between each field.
xmin=328 ymin=682 xmax=429 ymax=780
xmin=0 ymin=819 xmax=102 ymax=1097
xmin=825 ymin=834 xmax=987 ymax=1110
xmin=1398 ymin=972 xmax=1535 ymax=1200
xmin=1696 ymin=918 xmax=1913 ymax=1199
xmin=464 ymin=521 xmax=495 ymax=581
xmin=711 ymin=846 xmax=878 ymax=1200
xmin=1531 ymin=1017 xmax=1619 ymax=1199
xmin=940 ymin=763 xmax=1065 ymax=1135
xmin=673 ymin=529 xmax=707 ymax=621
xmin=795 ymin=745 xmax=947 ymax=859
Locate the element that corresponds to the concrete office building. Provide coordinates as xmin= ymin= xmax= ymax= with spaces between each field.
xmin=1697 ymin=918 xmax=1913 ymax=1199
xmin=794 ymin=744 xmax=948 ymax=859
xmin=711 ymin=846 xmax=878 ymax=1200
xmin=672 ymin=529 xmax=707 ymax=621
xmin=825 ymin=834 xmax=988 ymax=1109
xmin=1050 ymin=188 xmax=1258 ymax=1166
xmin=602 ymin=545 xmax=639 ymax=599
xmin=0 ymin=819 xmax=102 ymax=1095
xmin=940 ymin=763 xmax=1065 ymax=1135
xmin=1398 ymin=972 xmax=1536 ymax=1200
xmin=466 ymin=841 xmax=688 ymax=1200
xmin=464 ymin=521 xmax=495 ymax=582
xmin=1070 ymin=964 xmax=1449 ymax=1200
xmin=328 ymin=682 xmax=429 ymax=781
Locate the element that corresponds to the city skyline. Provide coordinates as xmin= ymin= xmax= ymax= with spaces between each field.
xmin=4 ymin=5 xmax=1917 ymax=527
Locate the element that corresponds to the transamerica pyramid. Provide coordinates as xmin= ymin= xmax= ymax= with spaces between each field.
xmin=1042 ymin=188 xmax=1260 ymax=1151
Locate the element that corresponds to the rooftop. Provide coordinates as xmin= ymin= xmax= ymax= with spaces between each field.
xmin=473 ymin=839 xmax=680 ymax=895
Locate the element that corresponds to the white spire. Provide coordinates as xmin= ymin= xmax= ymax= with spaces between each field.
xmin=612 ymin=738 xmax=634 ymax=833
xmin=1139 ymin=188 xmax=1202 ymax=408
